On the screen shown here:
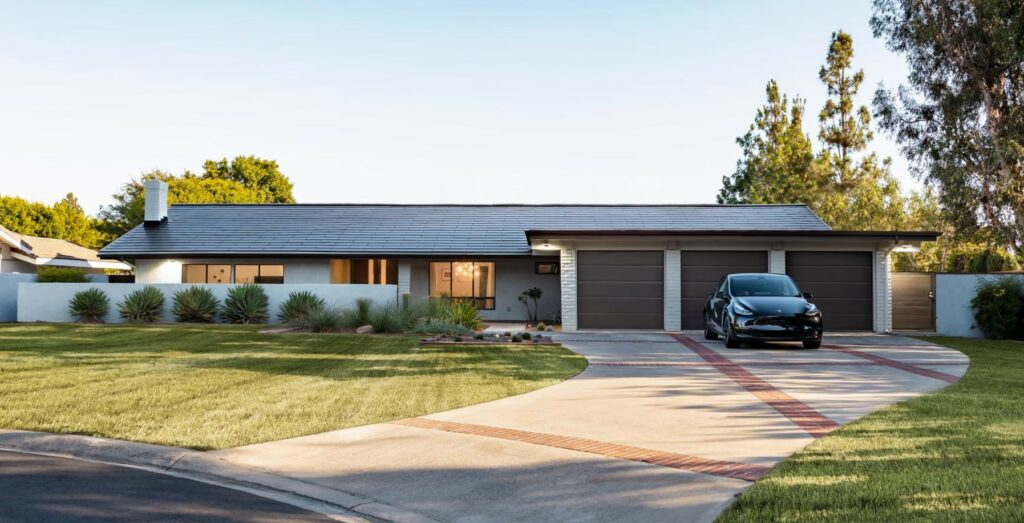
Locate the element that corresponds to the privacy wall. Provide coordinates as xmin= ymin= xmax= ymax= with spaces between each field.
xmin=935 ymin=273 xmax=1019 ymax=338
xmin=17 ymin=283 xmax=398 ymax=324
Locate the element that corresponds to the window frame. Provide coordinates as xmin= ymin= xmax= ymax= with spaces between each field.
xmin=232 ymin=264 xmax=285 ymax=284
xmin=428 ymin=260 xmax=497 ymax=310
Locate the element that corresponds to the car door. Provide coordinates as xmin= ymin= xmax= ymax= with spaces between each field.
xmin=710 ymin=277 xmax=729 ymax=327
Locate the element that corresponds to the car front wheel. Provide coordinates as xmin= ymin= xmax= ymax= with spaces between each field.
xmin=723 ymin=320 xmax=741 ymax=348
xmin=803 ymin=339 xmax=821 ymax=349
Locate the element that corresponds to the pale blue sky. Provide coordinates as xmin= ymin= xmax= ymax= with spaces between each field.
xmin=0 ymin=1 xmax=914 ymax=214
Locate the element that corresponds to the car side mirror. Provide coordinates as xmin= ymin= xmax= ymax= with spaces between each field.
xmin=714 ymin=290 xmax=725 ymax=299
xmin=803 ymin=291 xmax=814 ymax=299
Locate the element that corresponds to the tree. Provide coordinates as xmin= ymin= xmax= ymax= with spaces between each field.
xmin=99 ymin=156 xmax=295 ymax=238
xmin=814 ymin=30 xmax=908 ymax=231
xmin=718 ymin=81 xmax=822 ymax=205
xmin=0 ymin=193 xmax=103 ymax=249
xmin=871 ymin=0 xmax=1024 ymax=251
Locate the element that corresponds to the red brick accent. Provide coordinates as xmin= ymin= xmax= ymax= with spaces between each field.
xmin=670 ymin=334 xmax=840 ymax=438
xmin=392 ymin=417 xmax=770 ymax=481
xmin=590 ymin=361 xmax=964 ymax=368
xmin=822 ymin=345 xmax=961 ymax=384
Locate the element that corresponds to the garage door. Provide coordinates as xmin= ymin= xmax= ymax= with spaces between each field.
xmin=786 ymin=251 xmax=873 ymax=330
xmin=577 ymin=251 xmax=663 ymax=329
xmin=680 ymin=251 xmax=768 ymax=329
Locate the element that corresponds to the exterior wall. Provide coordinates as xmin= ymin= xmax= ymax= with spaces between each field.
xmin=135 ymin=258 xmax=330 ymax=284
xmin=768 ymin=249 xmax=786 ymax=274
xmin=873 ymin=249 xmax=893 ymax=333
xmin=0 ymin=245 xmax=37 ymax=274
xmin=406 ymin=257 xmax=561 ymax=322
xmin=560 ymin=248 xmax=578 ymax=331
xmin=935 ymin=273 xmax=1014 ymax=337
xmin=17 ymin=283 xmax=398 ymax=324
xmin=0 ymin=273 xmax=37 ymax=322
xmin=663 ymin=249 xmax=681 ymax=331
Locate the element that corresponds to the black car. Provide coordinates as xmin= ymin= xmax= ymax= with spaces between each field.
xmin=703 ymin=273 xmax=823 ymax=349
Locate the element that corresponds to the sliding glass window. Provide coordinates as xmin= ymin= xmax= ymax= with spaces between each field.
xmin=182 ymin=264 xmax=231 ymax=284
xmin=233 ymin=265 xmax=285 ymax=284
xmin=429 ymin=261 xmax=496 ymax=309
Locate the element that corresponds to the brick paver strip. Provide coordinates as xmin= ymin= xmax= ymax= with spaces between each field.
xmin=822 ymin=344 xmax=961 ymax=383
xmin=391 ymin=417 xmax=770 ymax=481
xmin=669 ymin=334 xmax=840 ymax=438
xmin=590 ymin=361 xmax=965 ymax=367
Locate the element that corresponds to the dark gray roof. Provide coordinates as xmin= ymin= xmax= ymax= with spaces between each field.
xmin=99 ymin=204 xmax=831 ymax=257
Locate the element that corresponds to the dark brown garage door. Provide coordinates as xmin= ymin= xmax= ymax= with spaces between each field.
xmin=786 ymin=251 xmax=873 ymax=330
xmin=577 ymin=251 xmax=663 ymax=329
xmin=680 ymin=251 xmax=768 ymax=329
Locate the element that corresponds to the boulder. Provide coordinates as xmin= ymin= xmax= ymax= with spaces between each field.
xmin=356 ymin=324 xmax=375 ymax=334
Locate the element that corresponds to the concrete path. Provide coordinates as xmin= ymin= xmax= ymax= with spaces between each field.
xmin=213 ymin=332 xmax=968 ymax=523
xmin=0 ymin=450 xmax=333 ymax=522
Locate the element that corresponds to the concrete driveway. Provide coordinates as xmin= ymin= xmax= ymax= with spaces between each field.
xmin=213 ymin=332 xmax=968 ymax=523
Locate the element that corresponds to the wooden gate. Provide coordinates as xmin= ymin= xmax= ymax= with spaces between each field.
xmin=892 ymin=272 xmax=935 ymax=331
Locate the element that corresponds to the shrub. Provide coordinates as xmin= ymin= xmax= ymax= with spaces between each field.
xmin=347 ymin=298 xmax=375 ymax=327
xmin=511 ymin=335 xmax=522 ymax=343
xmin=221 ymin=284 xmax=269 ymax=324
xmin=474 ymin=333 xmax=485 ymax=340
xmin=370 ymin=304 xmax=408 ymax=333
xmin=118 ymin=286 xmax=165 ymax=323
xmin=446 ymin=299 xmax=483 ymax=330
xmin=38 ymin=267 xmax=88 ymax=283
xmin=520 ymin=332 xmax=532 ymax=340
xmin=171 ymin=287 xmax=219 ymax=323
xmin=410 ymin=319 xmax=474 ymax=337
xmin=536 ymin=322 xmax=547 ymax=331
xmin=303 ymin=306 xmax=345 ymax=333
xmin=971 ymin=277 xmax=1024 ymax=340
xmin=278 ymin=291 xmax=326 ymax=325
xmin=68 ymin=288 xmax=109 ymax=323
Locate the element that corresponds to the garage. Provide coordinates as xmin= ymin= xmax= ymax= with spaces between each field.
xmin=577 ymin=251 xmax=663 ymax=329
xmin=680 ymin=251 xmax=768 ymax=329
xmin=786 ymin=251 xmax=873 ymax=330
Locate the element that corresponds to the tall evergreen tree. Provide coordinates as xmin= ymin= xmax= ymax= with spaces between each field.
xmin=718 ymin=81 xmax=820 ymax=205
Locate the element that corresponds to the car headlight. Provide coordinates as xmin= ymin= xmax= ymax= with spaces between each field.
xmin=805 ymin=303 xmax=818 ymax=314
xmin=732 ymin=302 xmax=754 ymax=316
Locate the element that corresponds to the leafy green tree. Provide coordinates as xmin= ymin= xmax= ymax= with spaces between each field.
xmin=718 ymin=81 xmax=822 ymax=205
xmin=99 ymin=156 xmax=295 ymax=238
xmin=872 ymin=0 xmax=1024 ymax=251
xmin=0 ymin=193 xmax=103 ymax=249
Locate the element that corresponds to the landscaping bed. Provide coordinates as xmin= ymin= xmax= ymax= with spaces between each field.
xmin=718 ymin=337 xmax=1024 ymax=522
xmin=421 ymin=331 xmax=558 ymax=346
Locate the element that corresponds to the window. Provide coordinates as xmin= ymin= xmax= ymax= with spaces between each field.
xmin=233 ymin=265 xmax=285 ymax=284
xmin=535 ymin=262 xmax=559 ymax=275
xmin=182 ymin=264 xmax=231 ymax=284
xmin=330 ymin=259 xmax=397 ymax=284
xmin=429 ymin=261 xmax=496 ymax=309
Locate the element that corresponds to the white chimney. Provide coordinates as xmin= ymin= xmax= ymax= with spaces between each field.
xmin=144 ymin=179 xmax=168 ymax=225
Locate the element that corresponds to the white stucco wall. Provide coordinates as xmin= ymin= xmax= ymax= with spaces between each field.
xmin=873 ymin=249 xmax=893 ymax=333
xmin=935 ymin=273 xmax=1019 ymax=338
xmin=1 ymin=273 xmax=37 ymax=322
xmin=17 ymin=283 xmax=398 ymax=324
xmin=560 ymin=248 xmax=577 ymax=331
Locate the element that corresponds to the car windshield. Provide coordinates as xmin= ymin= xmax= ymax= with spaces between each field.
xmin=730 ymin=275 xmax=801 ymax=297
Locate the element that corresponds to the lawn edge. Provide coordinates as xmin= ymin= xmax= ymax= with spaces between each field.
xmin=0 ymin=429 xmax=438 ymax=523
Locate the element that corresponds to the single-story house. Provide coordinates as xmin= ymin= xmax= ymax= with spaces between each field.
xmin=0 ymin=225 xmax=132 ymax=274
xmin=99 ymin=180 xmax=938 ymax=332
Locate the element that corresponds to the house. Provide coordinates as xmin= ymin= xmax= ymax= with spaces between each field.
xmin=0 ymin=225 xmax=132 ymax=274
xmin=99 ymin=180 xmax=938 ymax=332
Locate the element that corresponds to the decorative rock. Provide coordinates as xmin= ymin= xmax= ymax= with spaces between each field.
xmin=356 ymin=324 xmax=375 ymax=334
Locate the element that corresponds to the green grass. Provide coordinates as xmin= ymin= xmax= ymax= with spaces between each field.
xmin=719 ymin=337 xmax=1024 ymax=522
xmin=0 ymin=324 xmax=586 ymax=450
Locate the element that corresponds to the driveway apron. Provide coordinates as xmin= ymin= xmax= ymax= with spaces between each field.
xmin=211 ymin=332 xmax=968 ymax=523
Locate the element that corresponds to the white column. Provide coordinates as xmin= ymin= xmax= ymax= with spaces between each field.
xmin=397 ymin=260 xmax=412 ymax=304
xmin=769 ymin=249 xmax=786 ymax=274
xmin=663 ymin=249 xmax=681 ymax=331
xmin=560 ymin=248 xmax=578 ymax=331
xmin=873 ymin=248 xmax=893 ymax=333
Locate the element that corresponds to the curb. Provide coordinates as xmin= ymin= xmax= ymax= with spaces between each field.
xmin=0 ymin=430 xmax=440 ymax=523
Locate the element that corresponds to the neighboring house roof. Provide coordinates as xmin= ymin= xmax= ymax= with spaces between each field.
xmin=0 ymin=225 xmax=132 ymax=270
xmin=100 ymin=203 xmax=839 ymax=258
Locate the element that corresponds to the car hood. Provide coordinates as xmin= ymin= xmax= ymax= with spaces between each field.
xmin=734 ymin=296 xmax=808 ymax=315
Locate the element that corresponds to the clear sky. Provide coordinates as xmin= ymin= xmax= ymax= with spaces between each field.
xmin=0 ymin=1 xmax=915 ymax=214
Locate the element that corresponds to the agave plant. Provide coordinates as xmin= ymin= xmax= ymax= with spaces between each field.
xmin=278 ymin=291 xmax=326 ymax=325
xmin=171 ymin=286 xmax=220 ymax=323
xmin=68 ymin=288 xmax=110 ymax=323
xmin=221 ymin=284 xmax=269 ymax=324
xmin=118 ymin=286 xmax=165 ymax=323
xmin=445 ymin=299 xmax=483 ymax=330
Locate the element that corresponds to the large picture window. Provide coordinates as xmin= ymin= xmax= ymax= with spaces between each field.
xmin=234 ymin=265 xmax=285 ymax=284
xmin=330 ymin=259 xmax=397 ymax=284
xmin=182 ymin=264 xmax=231 ymax=284
xmin=429 ymin=261 xmax=496 ymax=310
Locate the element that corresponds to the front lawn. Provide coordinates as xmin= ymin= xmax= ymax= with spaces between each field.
xmin=719 ymin=337 xmax=1024 ymax=522
xmin=0 ymin=324 xmax=586 ymax=450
